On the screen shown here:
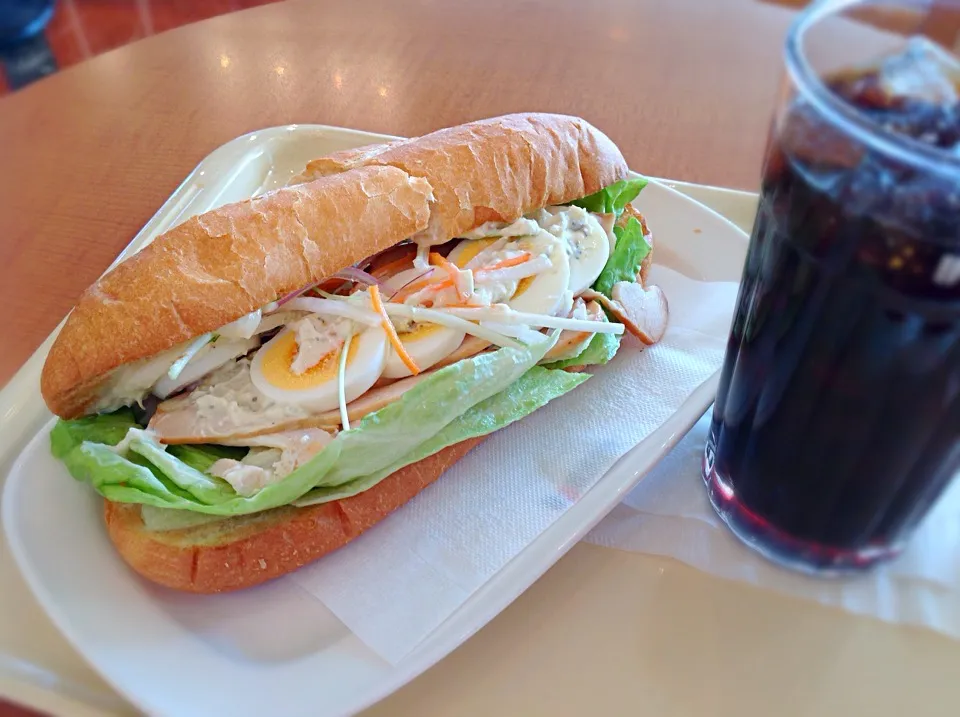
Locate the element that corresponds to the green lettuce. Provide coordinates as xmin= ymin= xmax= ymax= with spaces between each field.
xmin=569 ymin=177 xmax=647 ymax=215
xmin=50 ymin=409 xmax=139 ymax=458
xmin=167 ymin=444 xmax=246 ymax=473
xmin=139 ymin=365 xmax=588 ymax=530
xmin=295 ymin=366 xmax=588 ymax=506
xmin=312 ymin=337 xmax=553 ymax=489
xmin=54 ymin=337 xmax=555 ymax=516
xmin=593 ymin=215 xmax=651 ymax=298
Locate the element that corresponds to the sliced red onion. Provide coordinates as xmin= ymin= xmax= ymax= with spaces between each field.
xmin=332 ymin=266 xmax=380 ymax=286
xmin=275 ymin=286 xmax=312 ymax=309
xmin=270 ymin=270 xmax=377 ymax=311
xmin=389 ymin=268 xmax=436 ymax=301
xmin=284 ymin=297 xmax=381 ymax=326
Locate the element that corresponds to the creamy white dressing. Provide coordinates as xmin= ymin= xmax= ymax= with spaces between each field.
xmin=188 ymin=359 xmax=312 ymax=432
xmin=209 ymin=427 xmax=333 ymax=496
xmin=289 ymin=316 xmax=347 ymax=375
xmin=460 ymin=217 xmax=541 ymax=241
xmin=92 ymin=344 xmax=188 ymax=412
xmin=94 ymin=309 xmax=283 ymax=411
xmin=153 ymin=336 xmax=260 ymax=399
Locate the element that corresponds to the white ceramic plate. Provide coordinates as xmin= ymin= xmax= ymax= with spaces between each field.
xmin=0 ymin=125 xmax=749 ymax=717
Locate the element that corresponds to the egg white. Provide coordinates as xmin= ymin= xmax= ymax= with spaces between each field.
xmin=383 ymin=321 xmax=466 ymax=378
xmin=380 ymin=266 xmax=433 ymax=298
xmin=449 ymin=231 xmax=572 ymax=316
xmin=545 ymin=207 xmax=610 ymax=295
xmin=250 ymin=323 xmax=387 ymax=413
xmin=447 ymin=237 xmax=498 ymax=269
xmin=503 ymin=232 xmax=571 ymax=316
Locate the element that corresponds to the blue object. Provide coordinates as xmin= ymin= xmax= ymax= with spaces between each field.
xmin=0 ymin=0 xmax=55 ymax=46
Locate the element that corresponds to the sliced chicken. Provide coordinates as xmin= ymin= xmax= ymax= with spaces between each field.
xmin=217 ymin=427 xmax=335 ymax=451
xmin=311 ymin=371 xmax=433 ymax=425
xmin=432 ymin=334 xmax=491 ymax=369
xmin=149 ymin=360 xmax=330 ymax=444
xmin=542 ymin=299 xmax=605 ymax=362
xmin=150 ymin=360 xmax=437 ymax=444
xmin=583 ymin=284 xmax=669 ymax=346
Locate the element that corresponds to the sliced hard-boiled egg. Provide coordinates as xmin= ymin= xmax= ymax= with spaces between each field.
xmin=383 ymin=320 xmax=466 ymax=378
xmin=449 ymin=233 xmax=572 ymax=316
xmin=540 ymin=206 xmax=610 ymax=295
xmin=250 ymin=322 xmax=387 ymax=412
xmin=448 ymin=237 xmax=498 ymax=268
xmin=502 ymin=232 xmax=571 ymax=316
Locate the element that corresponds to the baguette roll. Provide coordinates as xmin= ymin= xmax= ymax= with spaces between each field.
xmin=42 ymin=113 xmax=652 ymax=594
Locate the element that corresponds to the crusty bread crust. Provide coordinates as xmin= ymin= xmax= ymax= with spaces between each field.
xmin=292 ymin=113 xmax=628 ymax=244
xmin=42 ymin=167 xmax=433 ymax=418
xmin=104 ymin=437 xmax=483 ymax=593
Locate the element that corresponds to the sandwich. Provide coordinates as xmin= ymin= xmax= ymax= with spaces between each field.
xmin=41 ymin=113 xmax=669 ymax=593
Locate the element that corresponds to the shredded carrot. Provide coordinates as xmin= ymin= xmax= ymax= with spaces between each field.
xmin=431 ymin=252 xmax=472 ymax=301
xmin=393 ymin=276 xmax=454 ymax=302
xmin=369 ymin=285 xmax=421 ymax=376
xmin=476 ymin=252 xmax=532 ymax=273
xmin=392 ymin=252 xmax=533 ymax=302
xmin=430 ymin=252 xmax=459 ymax=279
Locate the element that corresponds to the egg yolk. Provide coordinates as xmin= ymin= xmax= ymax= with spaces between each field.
xmin=399 ymin=322 xmax=444 ymax=341
xmin=452 ymin=238 xmax=497 ymax=268
xmin=259 ymin=331 xmax=359 ymax=390
xmin=513 ymin=276 xmax=535 ymax=298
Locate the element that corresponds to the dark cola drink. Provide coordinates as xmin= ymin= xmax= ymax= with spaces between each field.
xmin=703 ymin=38 xmax=960 ymax=572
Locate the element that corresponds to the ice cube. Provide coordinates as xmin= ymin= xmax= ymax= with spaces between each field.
xmin=878 ymin=36 xmax=960 ymax=105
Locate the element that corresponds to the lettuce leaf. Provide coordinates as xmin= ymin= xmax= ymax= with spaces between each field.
xmin=542 ymin=332 xmax=620 ymax=370
xmin=569 ymin=177 xmax=647 ymax=215
xmin=140 ymin=365 xmax=588 ymax=529
xmin=50 ymin=409 xmax=139 ymax=459
xmin=167 ymin=444 xmax=246 ymax=473
xmin=313 ymin=337 xmax=554 ymax=489
xmin=53 ymin=337 xmax=554 ymax=516
xmin=593 ymin=215 xmax=651 ymax=298
xmin=295 ymin=366 xmax=588 ymax=506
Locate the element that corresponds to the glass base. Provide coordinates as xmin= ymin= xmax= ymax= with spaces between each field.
xmin=701 ymin=448 xmax=903 ymax=575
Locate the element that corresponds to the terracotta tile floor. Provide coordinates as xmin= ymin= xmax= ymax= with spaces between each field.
xmin=0 ymin=0 xmax=283 ymax=95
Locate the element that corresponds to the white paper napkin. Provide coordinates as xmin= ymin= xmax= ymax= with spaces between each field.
xmin=287 ymin=266 xmax=739 ymax=663
xmin=584 ymin=414 xmax=960 ymax=640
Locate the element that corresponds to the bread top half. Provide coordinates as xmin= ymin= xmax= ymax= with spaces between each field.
xmin=41 ymin=113 xmax=629 ymax=419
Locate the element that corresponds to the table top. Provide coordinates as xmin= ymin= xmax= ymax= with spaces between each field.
xmin=4 ymin=1 xmax=958 ymax=716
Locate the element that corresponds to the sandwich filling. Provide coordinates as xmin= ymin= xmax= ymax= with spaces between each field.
xmin=51 ymin=178 xmax=666 ymax=527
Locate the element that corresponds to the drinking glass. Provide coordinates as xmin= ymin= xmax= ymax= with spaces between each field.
xmin=703 ymin=0 xmax=960 ymax=572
